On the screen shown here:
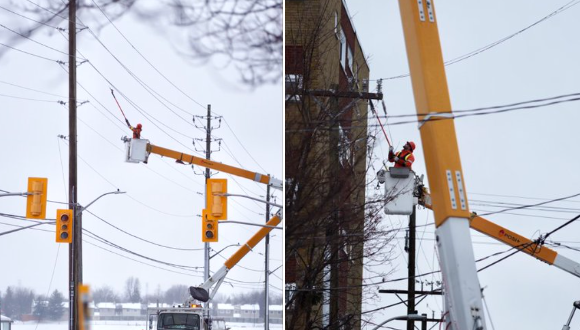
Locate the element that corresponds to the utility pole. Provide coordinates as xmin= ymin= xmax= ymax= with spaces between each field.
xmin=328 ymin=89 xmax=340 ymax=330
xmin=68 ymin=2 xmax=80 ymax=330
xmin=204 ymin=104 xmax=212 ymax=311
xmin=264 ymin=184 xmax=271 ymax=330
xmin=407 ymin=206 xmax=416 ymax=330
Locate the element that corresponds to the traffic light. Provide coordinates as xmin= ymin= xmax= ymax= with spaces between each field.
xmin=26 ymin=177 xmax=48 ymax=219
xmin=56 ymin=209 xmax=73 ymax=243
xmin=201 ymin=209 xmax=218 ymax=243
xmin=78 ymin=284 xmax=91 ymax=330
xmin=206 ymin=178 xmax=227 ymax=220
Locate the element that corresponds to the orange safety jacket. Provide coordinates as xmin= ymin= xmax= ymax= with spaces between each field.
xmin=389 ymin=149 xmax=414 ymax=170
xmin=132 ymin=127 xmax=142 ymax=139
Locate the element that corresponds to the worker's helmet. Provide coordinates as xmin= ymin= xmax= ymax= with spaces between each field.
xmin=407 ymin=141 xmax=416 ymax=151
xmin=137 ymin=123 xmax=142 ymax=129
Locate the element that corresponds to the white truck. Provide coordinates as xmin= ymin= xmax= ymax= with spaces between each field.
xmin=147 ymin=305 xmax=228 ymax=330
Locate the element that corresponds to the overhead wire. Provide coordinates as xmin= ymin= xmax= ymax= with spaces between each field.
xmin=378 ymin=0 xmax=580 ymax=80
xmin=25 ymin=0 xmax=87 ymax=28
xmin=86 ymin=0 xmax=206 ymax=111
xmin=477 ymin=192 xmax=580 ymax=216
xmin=5 ymin=0 xmax=281 ymax=290
xmin=83 ymin=239 xmax=203 ymax=278
xmin=0 ymin=4 xmax=66 ymax=31
xmin=0 ymin=215 xmax=206 ymax=278
xmin=81 ymin=1 xmax=277 ymax=183
xmin=0 ymin=92 xmax=61 ymax=103
xmin=83 ymin=228 xmax=204 ymax=272
xmin=0 ymin=79 xmax=66 ymax=98
xmin=57 ymin=137 xmax=197 ymax=218
xmin=0 ymin=41 xmax=65 ymax=64
xmin=0 ymin=22 xmax=85 ymax=60
xmin=85 ymin=210 xmax=204 ymax=251
xmin=46 ymin=1 xmax=278 ymax=206
xmin=289 ymin=92 xmax=580 ymax=133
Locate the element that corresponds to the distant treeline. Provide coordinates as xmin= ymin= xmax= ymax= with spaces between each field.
xmin=0 ymin=276 xmax=282 ymax=321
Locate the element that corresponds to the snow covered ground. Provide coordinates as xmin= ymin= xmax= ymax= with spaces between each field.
xmin=12 ymin=321 xmax=282 ymax=330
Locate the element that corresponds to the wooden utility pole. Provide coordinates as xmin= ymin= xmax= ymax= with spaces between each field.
xmin=264 ymin=184 xmax=271 ymax=330
xmin=204 ymin=104 xmax=212 ymax=299
xmin=407 ymin=206 xmax=416 ymax=330
xmin=328 ymin=90 xmax=340 ymax=330
xmin=68 ymin=1 xmax=80 ymax=330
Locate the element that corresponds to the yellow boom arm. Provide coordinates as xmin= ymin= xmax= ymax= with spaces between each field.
xmin=420 ymin=192 xmax=580 ymax=277
xmin=124 ymin=138 xmax=282 ymax=190
xmin=190 ymin=211 xmax=282 ymax=302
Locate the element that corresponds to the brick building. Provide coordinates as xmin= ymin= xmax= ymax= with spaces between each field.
xmin=285 ymin=0 xmax=371 ymax=328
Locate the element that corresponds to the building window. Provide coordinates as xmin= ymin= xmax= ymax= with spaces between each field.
xmin=285 ymin=283 xmax=297 ymax=309
xmin=334 ymin=11 xmax=338 ymax=36
xmin=338 ymin=124 xmax=352 ymax=167
xmin=347 ymin=45 xmax=353 ymax=71
xmin=285 ymin=74 xmax=303 ymax=102
xmin=362 ymin=79 xmax=369 ymax=92
xmin=339 ymin=30 xmax=346 ymax=70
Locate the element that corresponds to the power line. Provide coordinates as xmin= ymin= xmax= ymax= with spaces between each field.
xmin=25 ymin=0 xmax=86 ymax=28
xmin=83 ymin=239 xmax=203 ymax=278
xmin=478 ymin=192 xmax=580 ymax=216
xmin=87 ymin=0 xmax=206 ymax=111
xmin=85 ymin=210 xmax=204 ymax=251
xmin=0 ymin=22 xmax=85 ymax=60
xmin=471 ymin=191 xmax=580 ymax=204
xmin=0 ymin=4 xmax=66 ymax=31
xmin=0 ymin=92 xmax=61 ymax=103
xmin=83 ymin=228 xmax=204 ymax=272
xmin=0 ymin=41 xmax=66 ymax=64
xmin=0 ymin=80 xmax=66 ymax=98
xmin=289 ymin=92 xmax=580 ymax=133
xmin=378 ymin=0 xmax=580 ymax=80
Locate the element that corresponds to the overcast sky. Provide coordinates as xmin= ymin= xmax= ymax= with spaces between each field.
xmin=347 ymin=0 xmax=580 ymax=329
xmin=0 ymin=1 xmax=282 ymax=302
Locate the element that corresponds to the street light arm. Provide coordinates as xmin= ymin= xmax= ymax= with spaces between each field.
xmin=0 ymin=221 xmax=56 ymax=236
xmin=78 ymin=190 xmax=126 ymax=213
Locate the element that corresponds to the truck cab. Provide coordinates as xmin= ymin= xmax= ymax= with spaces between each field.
xmin=149 ymin=308 xmax=206 ymax=330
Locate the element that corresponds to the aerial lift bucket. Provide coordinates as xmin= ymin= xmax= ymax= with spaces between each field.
xmin=381 ymin=167 xmax=415 ymax=215
xmin=124 ymin=137 xmax=149 ymax=163
xmin=189 ymin=287 xmax=210 ymax=303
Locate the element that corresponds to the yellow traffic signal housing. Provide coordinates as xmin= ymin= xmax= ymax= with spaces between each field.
xmin=26 ymin=177 xmax=48 ymax=219
xmin=201 ymin=209 xmax=218 ymax=243
xmin=206 ymin=179 xmax=227 ymax=220
xmin=56 ymin=209 xmax=73 ymax=243
xmin=78 ymin=284 xmax=91 ymax=330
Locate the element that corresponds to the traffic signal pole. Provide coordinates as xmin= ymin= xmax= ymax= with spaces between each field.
xmin=398 ymin=0 xmax=485 ymax=328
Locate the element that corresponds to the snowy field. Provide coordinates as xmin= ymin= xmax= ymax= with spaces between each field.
xmin=12 ymin=321 xmax=282 ymax=330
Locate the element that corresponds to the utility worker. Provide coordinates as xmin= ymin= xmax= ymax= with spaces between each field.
xmin=126 ymin=119 xmax=142 ymax=139
xmin=388 ymin=141 xmax=416 ymax=170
